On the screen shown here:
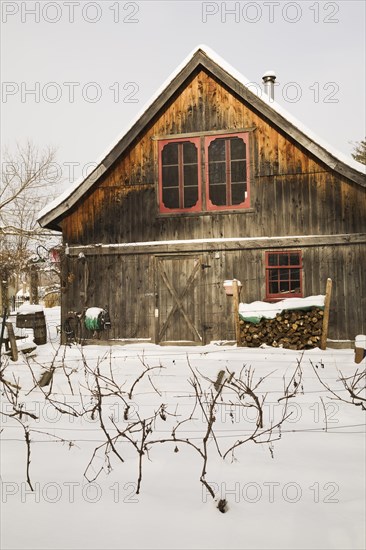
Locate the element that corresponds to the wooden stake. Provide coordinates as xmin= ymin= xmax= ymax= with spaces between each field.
xmin=232 ymin=280 xmax=241 ymax=347
xmin=320 ymin=278 xmax=332 ymax=350
xmin=29 ymin=264 xmax=39 ymax=305
xmin=0 ymin=308 xmax=7 ymax=362
xmin=5 ymin=322 xmax=18 ymax=362
xmin=38 ymin=368 xmax=55 ymax=387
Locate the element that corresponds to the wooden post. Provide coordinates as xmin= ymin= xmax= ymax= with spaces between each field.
xmin=0 ymin=308 xmax=7 ymax=362
xmin=39 ymin=368 xmax=55 ymax=387
xmin=0 ymin=276 xmax=9 ymax=312
xmin=5 ymin=322 xmax=18 ymax=361
xmin=29 ymin=264 xmax=39 ymax=305
xmin=232 ymin=280 xmax=241 ymax=347
xmin=320 ymin=278 xmax=332 ymax=350
xmin=33 ymin=311 xmax=47 ymax=345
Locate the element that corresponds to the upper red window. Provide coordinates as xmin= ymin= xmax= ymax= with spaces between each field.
xmin=158 ymin=137 xmax=201 ymax=213
xmin=158 ymin=132 xmax=250 ymax=213
xmin=205 ymin=133 xmax=250 ymax=211
xmin=265 ymin=251 xmax=303 ymax=300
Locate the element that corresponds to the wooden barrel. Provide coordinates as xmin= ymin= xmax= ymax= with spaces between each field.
xmin=16 ymin=313 xmax=35 ymax=328
xmin=33 ymin=311 xmax=47 ymax=345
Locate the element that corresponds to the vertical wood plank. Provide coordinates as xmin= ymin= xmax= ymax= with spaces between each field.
xmin=5 ymin=322 xmax=18 ymax=361
xmin=232 ymin=280 xmax=241 ymax=347
xmin=321 ymin=278 xmax=332 ymax=350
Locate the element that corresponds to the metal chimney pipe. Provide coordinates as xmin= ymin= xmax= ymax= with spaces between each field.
xmin=262 ymin=70 xmax=276 ymax=101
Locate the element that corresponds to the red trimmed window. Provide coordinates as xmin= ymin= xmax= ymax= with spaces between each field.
xmin=205 ymin=133 xmax=250 ymax=211
xmin=158 ymin=133 xmax=250 ymax=213
xmin=158 ymin=138 xmax=201 ymax=213
xmin=265 ymin=251 xmax=303 ymax=299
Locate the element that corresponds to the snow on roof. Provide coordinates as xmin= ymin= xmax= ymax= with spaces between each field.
xmin=239 ymin=295 xmax=325 ymax=324
xmin=38 ymin=44 xmax=365 ymax=224
xmin=16 ymin=289 xmax=29 ymax=298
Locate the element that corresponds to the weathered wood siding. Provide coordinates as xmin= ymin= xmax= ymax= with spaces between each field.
xmin=60 ymin=69 xmax=365 ymax=245
xmin=62 ymin=241 xmax=365 ymax=342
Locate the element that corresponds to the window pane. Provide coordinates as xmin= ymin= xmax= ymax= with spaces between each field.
xmin=184 ymin=186 xmax=198 ymax=208
xmin=162 ymin=143 xmax=178 ymax=165
xmin=208 ymin=139 xmax=226 ymax=161
xmin=268 ymin=254 xmax=278 ymax=267
xmin=269 ymin=282 xmax=279 ymax=294
xmin=280 ymin=269 xmax=289 ymax=281
xmin=279 ymin=281 xmax=290 ymax=292
xmin=290 ymin=269 xmax=300 ymax=291
xmin=230 ymin=137 xmax=246 ymax=160
xmin=162 ymin=188 xmax=179 ymax=209
xmin=209 ymin=162 xmax=226 ymax=184
xmin=183 ymin=142 xmax=197 ymax=164
xmin=290 ymin=253 xmax=300 ymax=266
xmin=210 ymin=184 xmax=226 ymax=206
xmin=231 ymin=160 xmax=246 ymax=183
xmin=162 ymin=166 xmax=178 ymax=188
xmin=184 ymin=164 xmax=198 ymax=187
xmin=269 ymin=269 xmax=278 ymax=281
xmin=279 ymin=254 xmax=289 ymax=266
xmin=231 ymin=183 xmax=246 ymax=205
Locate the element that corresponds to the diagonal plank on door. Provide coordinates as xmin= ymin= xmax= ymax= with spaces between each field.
xmin=157 ymin=257 xmax=202 ymax=343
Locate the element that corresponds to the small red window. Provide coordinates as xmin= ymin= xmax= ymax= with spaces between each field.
xmin=158 ymin=137 xmax=201 ymax=213
xmin=265 ymin=251 xmax=303 ymax=300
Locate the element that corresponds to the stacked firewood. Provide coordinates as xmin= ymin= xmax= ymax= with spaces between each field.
xmin=239 ymin=307 xmax=324 ymax=350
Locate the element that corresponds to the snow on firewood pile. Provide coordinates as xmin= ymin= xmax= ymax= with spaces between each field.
xmin=239 ymin=296 xmax=326 ymax=349
xmin=239 ymin=295 xmax=325 ymax=323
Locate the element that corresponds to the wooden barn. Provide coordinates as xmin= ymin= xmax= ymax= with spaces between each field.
xmin=38 ymin=46 xmax=366 ymax=346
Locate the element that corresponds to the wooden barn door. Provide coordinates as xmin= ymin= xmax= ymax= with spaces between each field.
xmin=155 ymin=255 xmax=204 ymax=345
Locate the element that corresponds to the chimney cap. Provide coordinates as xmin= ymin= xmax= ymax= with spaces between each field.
xmin=262 ymin=70 xmax=276 ymax=81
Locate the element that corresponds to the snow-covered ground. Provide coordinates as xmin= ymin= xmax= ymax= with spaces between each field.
xmin=1 ymin=307 xmax=365 ymax=550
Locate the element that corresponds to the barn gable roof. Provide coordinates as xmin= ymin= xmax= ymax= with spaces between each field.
xmin=38 ymin=45 xmax=365 ymax=230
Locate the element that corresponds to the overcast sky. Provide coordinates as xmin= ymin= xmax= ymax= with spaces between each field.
xmin=1 ymin=0 xmax=365 ymax=191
